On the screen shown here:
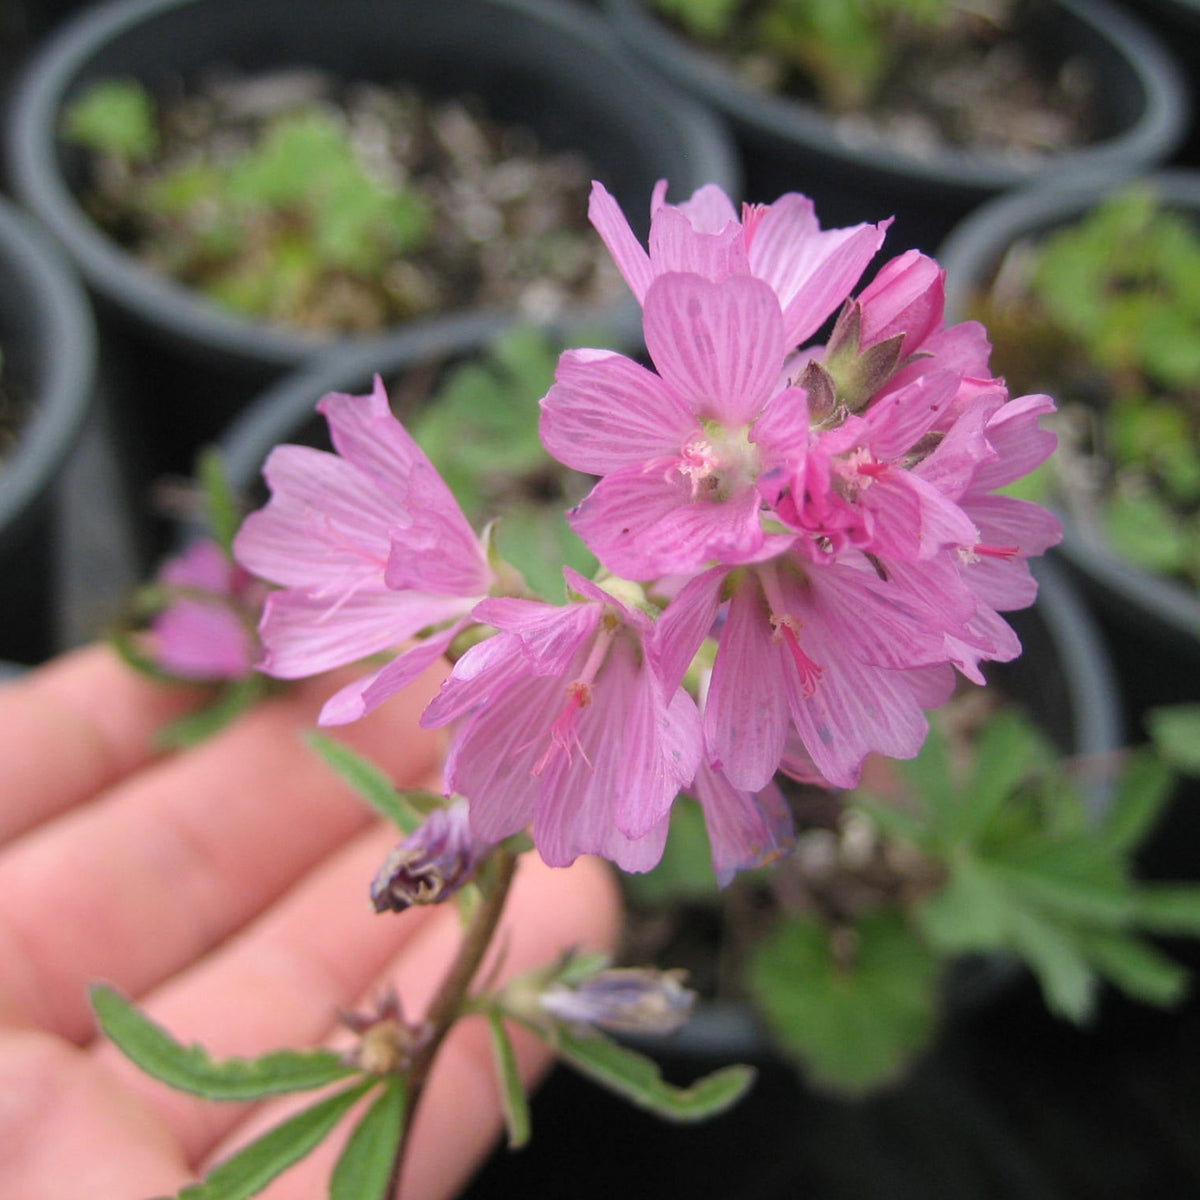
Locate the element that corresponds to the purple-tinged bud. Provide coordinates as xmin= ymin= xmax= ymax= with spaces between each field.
xmin=369 ymin=798 xmax=487 ymax=913
xmin=539 ymin=968 xmax=696 ymax=1036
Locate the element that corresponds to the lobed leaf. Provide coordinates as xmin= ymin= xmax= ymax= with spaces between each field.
xmin=487 ymin=1012 xmax=532 ymax=1149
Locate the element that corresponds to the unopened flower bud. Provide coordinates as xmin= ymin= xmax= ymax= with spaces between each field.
xmin=539 ymin=968 xmax=696 ymax=1036
xmin=369 ymin=798 xmax=487 ymax=913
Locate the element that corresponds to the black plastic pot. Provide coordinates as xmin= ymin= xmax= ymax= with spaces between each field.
xmin=938 ymin=170 xmax=1200 ymax=719
xmin=601 ymin=0 xmax=1188 ymax=254
xmin=0 ymin=191 xmax=96 ymax=665
xmin=5 ymin=0 xmax=738 ymax=493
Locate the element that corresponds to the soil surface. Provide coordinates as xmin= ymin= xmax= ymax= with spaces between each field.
xmin=74 ymin=68 xmax=624 ymax=334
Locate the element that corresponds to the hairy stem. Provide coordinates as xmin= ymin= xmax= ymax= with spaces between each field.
xmin=386 ymin=847 xmax=520 ymax=1196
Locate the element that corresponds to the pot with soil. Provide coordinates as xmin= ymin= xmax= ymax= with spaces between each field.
xmin=600 ymin=0 xmax=1187 ymax=253
xmin=939 ymin=170 xmax=1200 ymax=718
xmin=0 ymin=191 xmax=96 ymax=667
xmin=5 ymin=0 xmax=738 ymax=497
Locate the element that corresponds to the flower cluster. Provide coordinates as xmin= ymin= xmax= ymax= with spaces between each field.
xmin=233 ymin=181 xmax=1060 ymax=882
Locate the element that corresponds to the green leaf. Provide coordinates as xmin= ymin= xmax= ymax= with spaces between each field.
xmin=91 ymin=984 xmax=358 ymax=1101
xmin=1004 ymin=906 xmax=1098 ymax=1022
xmin=1091 ymin=749 xmax=1174 ymax=855
xmin=544 ymin=1025 xmax=755 ymax=1122
xmin=156 ymin=674 xmax=269 ymax=750
xmin=1145 ymin=705 xmax=1200 ymax=776
xmin=196 ymin=448 xmax=244 ymax=557
xmin=61 ymin=77 xmax=159 ymax=161
xmin=918 ymin=855 xmax=1011 ymax=952
xmin=1130 ymin=885 xmax=1200 ymax=935
xmin=958 ymin=709 xmax=1054 ymax=840
xmin=988 ymin=861 xmax=1136 ymax=928
xmin=305 ymin=732 xmax=432 ymax=834
xmin=1074 ymin=928 xmax=1190 ymax=1009
xmin=747 ymin=911 xmax=941 ymax=1095
xmin=177 ymin=1079 xmax=375 ymax=1200
xmin=330 ymin=1076 xmax=407 ymax=1200
xmin=487 ymin=1011 xmax=532 ymax=1149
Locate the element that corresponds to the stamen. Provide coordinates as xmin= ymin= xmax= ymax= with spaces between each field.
xmin=774 ymin=615 xmax=823 ymax=698
xmin=533 ymin=681 xmax=592 ymax=776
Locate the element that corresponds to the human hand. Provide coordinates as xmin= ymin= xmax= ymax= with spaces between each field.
xmin=0 ymin=645 xmax=621 ymax=1198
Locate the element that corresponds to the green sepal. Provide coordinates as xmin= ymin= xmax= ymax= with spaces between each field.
xmin=330 ymin=1075 xmax=407 ymax=1200
xmin=91 ymin=984 xmax=359 ymax=1101
xmin=174 ymin=1078 xmax=375 ymax=1200
xmin=487 ymin=1011 xmax=532 ymax=1148
xmin=531 ymin=1021 xmax=755 ymax=1122
xmin=305 ymin=732 xmax=440 ymax=834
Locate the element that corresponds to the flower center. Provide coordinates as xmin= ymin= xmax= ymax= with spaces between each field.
xmin=677 ymin=423 xmax=757 ymax=502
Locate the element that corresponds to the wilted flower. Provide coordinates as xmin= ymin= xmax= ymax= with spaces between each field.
xmin=370 ymin=798 xmax=489 ymax=913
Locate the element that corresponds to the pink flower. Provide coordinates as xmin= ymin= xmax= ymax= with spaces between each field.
xmin=589 ymin=180 xmax=889 ymax=348
xmin=150 ymin=538 xmax=261 ymax=680
xmin=420 ymin=569 xmax=702 ymax=873
xmin=233 ymin=377 xmax=493 ymax=725
xmin=540 ymin=271 xmax=804 ymax=580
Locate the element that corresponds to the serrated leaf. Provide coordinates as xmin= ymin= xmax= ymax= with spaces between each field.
xmin=177 ymin=1079 xmax=374 ymax=1200
xmin=330 ymin=1075 xmax=406 ymax=1200
xmin=91 ymin=985 xmax=358 ymax=1101
xmin=747 ymin=911 xmax=941 ymax=1095
xmin=544 ymin=1025 xmax=754 ymax=1122
xmin=305 ymin=732 xmax=431 ymax=834
xmin=487 ymin=1011 xmax=531 ymax=1148
xmin=1145 ymin=705 xmax=1200 ymax=776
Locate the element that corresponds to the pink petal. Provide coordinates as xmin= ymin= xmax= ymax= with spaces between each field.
xmin=647 ymin=206 xmax=749 ymax=281
xmin=691 ymin=764 xmax=795 ymax=887
xmin=643 ymin=273 xmax=785 ymax=428
xmin=588 ymin=180 xmax=654 ymax=302
xmin=748 ymin=198 xmax=888 ymax=346
xmin=539 ymin=348 xmax=696 ymax=475
xmin=673 ymin=182 xmax=739 ymax=231
xmin=257 ymin=585 xmax=469 ymax=679
xmin=569 ymin=463 xmax=765 ymax=580
xmin=234 ymin=445 xmax=391 ymax=588
xmin=318 ymin=623 xmax=464 ymax=726
xmin=705 ymin=581 xmax=790 ymax=792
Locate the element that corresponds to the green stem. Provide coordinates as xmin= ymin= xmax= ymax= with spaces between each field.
xmin=385 ymin=847 xmax=520 ymax=1196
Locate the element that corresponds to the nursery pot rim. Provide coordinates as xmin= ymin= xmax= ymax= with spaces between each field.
xmin=5 ymin=0 xmax=738 ymax=374
xmin=0 ymin=191 xmax=96 ymax=539
xmin=601 ymin=0 xmax=1189 ymax=195
xmin=937 ymin=167 xmax=1200 ymax=652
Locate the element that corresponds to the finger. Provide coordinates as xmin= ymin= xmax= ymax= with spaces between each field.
xmin=0 ymin=661 xmax=446 ymax=1041
xmin=0 ymin=645 xmax=209 ymax=843
xmin=203 ymin=853 xmax=622 ymax=1200
xmin=0 ymin=1027 xmax=192 ymax=1199
xmin=91 ymin=821 xmax=440 ymax=1164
